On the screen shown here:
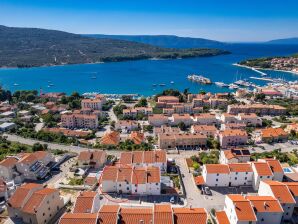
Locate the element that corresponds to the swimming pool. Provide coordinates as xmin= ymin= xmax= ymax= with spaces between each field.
xmin=283 ymin=167 xmax=294 ymax=173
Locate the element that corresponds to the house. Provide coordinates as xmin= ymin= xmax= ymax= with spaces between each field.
xmin=154 ymin=204 xmax=173 ymax=224
xmin=158 ymin=133 xmax=207 ymax=150
xmin=157 ymin=96 xmax=179 ymax=104
xmin=251 ymin=162 xmax=274 ymax=190
xmin=228 ymin=163 xmax=253 ymax=187
xmin=257 ymin=159 xmax=284 ymax=182
xmin=8 ymin=184 xmax=64 ymax=224
xmin=246 ymin=196 xmax=284 ymax=224
xmin=285 ymin=123 xmax=298 ymax=134
xmin=191 ymin=124 xmax=217 ymax=138
xmin=97 ymin=205 xmax=119 ymax=224
xmin=253 ymin=128 xmax=288 ymax=143
xmin=215 ymin=211 xmax=230 ymax=224
xmin=258 ymin=181 xmax=296 ymax=221
xmin=218 ymin=129 xmax=248 ymax=148
xmin=193 ymin=113 xmax=218 ymax=125
xmin=202 ymin=164 xmax=230 ymax=187
xmin=129 ymin=131 xmax=145 ymax=144
xmin=236 ymin=113 xmax=262 ymax=127
xmin=114 ymin=120 xmax=138 ymax=132
xmin=120 ymin=207 xmax=153 ymax=224
xmin=223 ymin=194 xmax=257 ymax=224
xmin=0 ymin=157 xmax=18 ymax=181
xmin=220 ymin=113 xmax=238 ymax=123
xmin=0 ymin=122 xmax=16 ymax=131
xmin=209 ymin=98 xmax=228 ymax=109
xmin=100 ymin=131 xmax=120 ymax=146
xmin=284 ymin=182 xmax=298 ymax=207
xmin=119 ymin=150 xmax=167 ymax=172
xmin=221 ymin=122 xmax=246 ymax=130
xmin=77 ymin=150 xmax=107 ymax=168
xmin=148 ymin=114 xmax=169 ymax=127
xmin=100 ymin=166 xmax=161 ymax=195
xmin=154 ymin=125 xmax=180 ymax=137
xmin=73 ymin=191 xmax=100 ymax=213
xmin=219 ymin=148 xmax=251 ymax=164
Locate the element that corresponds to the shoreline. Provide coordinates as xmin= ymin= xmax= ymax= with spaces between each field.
xmin=233 ymin=63 xmax=298 ymax=75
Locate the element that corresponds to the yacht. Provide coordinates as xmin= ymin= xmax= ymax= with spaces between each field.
xmin=170 ymin=81 xmax=174 ymax=84
xmin=187 ymin=74 xmax=212 ymax=84
xmin=215 ymin=82 xmax=229 ymax=87
xmin=229 ymin=84 xmax=239 ymax=89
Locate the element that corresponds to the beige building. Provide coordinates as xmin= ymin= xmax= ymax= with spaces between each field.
xmin=169 ymin=114 xmax=193 ymax=126
xmin=218 ymin=129 xmax=248 ymax=148
xmin=193 ymin=113 xmax=218 ymax=125
xmin=227 ymin=104 xmax=286 ymax=115
xmin=81 ymin=95 xmax=106 ymax=110
xmin=61 ymin=112 xmax=98 ymax=129
xmin=77 ymin=150 xmax=107 ymax=168
xmin=158 ymin=133 xmax=207 ymax=149
xmin=191 ymin=124 xmax=217 ymax=138
xmin=236 ymin=113 xmax=262 ymax=126
xmin=148 ymin=114 xmax=169 ymax=127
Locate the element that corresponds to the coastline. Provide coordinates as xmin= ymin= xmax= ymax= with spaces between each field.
xmin=233 ymin=63 xmax=298 ymax=75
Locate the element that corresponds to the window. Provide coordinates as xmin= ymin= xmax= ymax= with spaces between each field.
xmin=261 ymin=218 xmax=264 ymax=222
xmin=235 ymin=177 xmax=237 ymax=180
xmin=236 ymin=172 xmax=238 ymax=175
xmin=43 ymin=213 xmax=45 ymax=216
xmin=127 ymin=187 xmax=129 ymax=190
xmin=260 ymin=176 xmax=263 ymax=179
xmin=245 ymin=177 xmax=247 ymax=180
xmin=216 ymin=179 xmax=218 ymax=181
xmin=119 ymin=184 xmax=121 ymax=187
xmin=217 ymin=173 xmax=219 ymax=176
xmin=267 ymin=176 xmax=270 ymax=178
xmin=156 ymin=183 xmax=158 ymax=186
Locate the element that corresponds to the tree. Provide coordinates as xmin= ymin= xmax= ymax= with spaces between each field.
xmin=178 ymin=122 xmax=187 ymax=131
xmin=32 ymin=142 xmax=44 ymax=151
xmin=135 ymin=97 xmax=148 ymax=107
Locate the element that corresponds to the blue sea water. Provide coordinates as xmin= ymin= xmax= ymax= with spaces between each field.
xmin=0 ymin=44 xmax=298 ymax=96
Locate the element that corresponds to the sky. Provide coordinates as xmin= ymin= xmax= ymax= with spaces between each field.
xmin=0 ymin=0 xmax=298 ymax=42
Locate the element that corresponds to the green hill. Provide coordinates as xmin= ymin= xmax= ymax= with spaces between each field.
xmin=0 ymin=25 xmax=229 ymax=68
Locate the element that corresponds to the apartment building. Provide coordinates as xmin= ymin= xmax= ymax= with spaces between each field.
xmin=148 ymin=114 xmax=169 ymax=127
xmin=123 ymin=107 xmax=153 ymax=117
xmin=227 ymin=104 xmax=286 ymax=115
xmin=158 ymin=133 xmax=207 ymax=149
xmin=219 ymin=148 xmax=251 ymax=164
xmin=221 ymin=122 xmax=246 ymax=130
xmin=284 ymin=182 xmax=298 ymax=207
xmin=100 ymin=166 xmax=161 ymax=195
xmin=73 ymin=191 xmax=100 ymax=213
xmin=119 ymin=150 xmax=167 ymax=171
xmin=224 ymin=194 xmax=257 ymax=224
xmin=218 ymin=129 xmax=248 ymax=148
xmin=157 ymin=96 xmax=180 ymax=104
xmin=61 ymin=112 xmax=98 ymax=129
xmin=193 ymin=113 xmax=218 ymax=125
xmin=77 ymin=150 xmax=107 ymax=168
xmin=191 ymin=124 xmax=217 ymax=138
xmin=81 ymin=95 xmax=106 ymax=110
xmin=220 ymin=113 xmax=239 ymax=123
xmin=0 ymin=157 xmax=18 ymax=181
xmin=59 ymin=204 xmax=207 ymax=224
xmin=257 ymin=158 xmax=284 ymax=182
xmin=236 ymin=113 xmax=262 ymax=126
xmin=251 ymin=162 xmax=274 ymax=190
xmin=7 ymin=184 xmax=64 ymax=224
xmin=258 ymin=181 xmax=296 ymax=221
xmin=246 ymin=196 xmax=284 ymax=224
xmin=169 ymin=114 xmax=193 ymax=126
xmin=253 ymin=127 xmax=288 ymax=143
xmin=202 ymin=163 xmax=253 ymax=187
xmin=209 ymin=98 xmax=228 ymax=109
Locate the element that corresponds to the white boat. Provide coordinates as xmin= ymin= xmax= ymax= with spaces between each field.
xmin=170 ymin=81 xmax=174 ymax=84
xmin=215 ymin=82 xmax=228 ymax=87
xmin=229 ymin=84 xmax=239 ymax=89
xmin=187 ymin=74 xmax=212 ymax=84
xmin=13 ymin=83 xmax=19 ymax=86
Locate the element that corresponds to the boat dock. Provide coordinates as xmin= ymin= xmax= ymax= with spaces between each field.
xmin=249 ymin=76 xmax=274 ymax=82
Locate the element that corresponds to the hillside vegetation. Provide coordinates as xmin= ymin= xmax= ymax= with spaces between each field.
xmin=0 ymin=25 xmax=229 ymax=68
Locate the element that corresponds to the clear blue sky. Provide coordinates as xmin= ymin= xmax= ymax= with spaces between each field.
xmin=1 ymin=0 xmax=298 ymax=42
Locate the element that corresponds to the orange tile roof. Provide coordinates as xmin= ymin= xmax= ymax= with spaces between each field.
xmin=101 ymin=166 xmax=118 ymax=181
xmin=220 ymin=129 xmax=247 ymax=137
xmin=205 ymin=164 xmax=230 ymax=174
xmin=284 ymin=182 xmax=298 ymax=196
xmin=132 ymin=168 xmax=147 ymax=184
xmin=120 ymin=207 xmax=153 ymax=224
xmin=73 ymin=191 xmax=97 ymax=213
xmin=155 ymin=150 xmax=166 ymax=163
xmin=132 ymin=151 xmax=144 ymax=164
xmin=130 ymin=131 xmax=144 ymax=144
xmin=143 ymin=151 xmax=155 ymax=164
xmin=173 ymin=208 xmax=207 ymax=224
xmin=228 ymin=163 xmax=252 ymax=173
xmin=147 ymin=166 xmax=160 ymax=183
xmin=17 ymin=153 xmax=37 ymax=165
xmin=59 ymin=213 xmax=98 ymax=224
xmin=252 ymin=162 xmax=273 ymax=176
xmin=227 ymin=194 xmax=257 ymax=222
xmin=33 ymin=151 xmax=49 ymax=160
xmin=78 ymin=151 xmax=92 ymax=161
xmin=246 ymin=196 xmax=283 ymax=213
xmin=0 ymin=157 xmax=18 ymax=167
xmin=194 ymin=176 xmax=205 ymax=185
xmin=215 ymin=211 xmax=230 ymax=224
xmin=84 ymin=176 xmax=97 ymax=186
xmin=120 ymin=152 xmax=133 ymax=164
xmin=261 ymin=127 xmax=288 ymax=138
xmin=22 ymin=188 xmax=58 ymax=214
xmin=117 ymin=167 xmax=132 ymax=182
xmin=100 ymin=131 xmax=120 ymax=145
xmin=154 ymin=204 xmax=173 ymax=224
xmin=98 ymin=205 xmax=119 ymax=224
xmin=263 ymin=181 xmax=296 ymax=204
xmin=8 ymin=183 xmax=42 ymax=208
xmin=261 ymin=159 xmax=283 ymax=173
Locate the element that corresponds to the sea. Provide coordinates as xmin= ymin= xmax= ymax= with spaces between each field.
xmin=0 ymin=44 xmax=298 ymax=96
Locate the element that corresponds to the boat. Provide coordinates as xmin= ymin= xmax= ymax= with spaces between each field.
xmin=49 ymin=83 xmax=54 ymax=86
xmin=229 ymin=84 xmax=239 ymax=89
xmin=152 ymin=84 xmax=157 ymax=86
xmin=187 ymin=74 xmax=212 ymax=84
xmin=159 ymin=83 xmax=166 ymax=86
xmin=13 ymin=83 xmax=19 ymax=86
xmin=91 ymin=76 xmax=97 ymax=79
xmin=215 ymin=82 xmax=229 ymax=87
xmin=170 ymin=81 xmax=174 ymax=84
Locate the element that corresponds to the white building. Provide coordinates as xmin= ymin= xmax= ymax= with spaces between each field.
xmin=251 ymin=162 xmax=274 ymax=191
xmin=236 ymin=113 xmax=262 ymax=127
xmin=219 ymin=148 xmax=251 ymax=164
xmin=228 ymin=163 xmax=253 ymax=187
xmin=218 ymin=129 xmax=248 ymax=148
xmin=258 ymin=180 xmax=296 ymax=221
xmin=73 ymin=191 xmax=101 ymax=213
xmin=202 ymin=164 xmax=230 ymax=187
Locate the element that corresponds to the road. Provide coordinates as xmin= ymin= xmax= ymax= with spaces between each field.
xmin=176 ymin=157 xmax=225 ymax=211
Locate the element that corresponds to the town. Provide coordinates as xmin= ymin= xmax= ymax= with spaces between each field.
xmin=0 ymin=84 xmax=298 ymax=224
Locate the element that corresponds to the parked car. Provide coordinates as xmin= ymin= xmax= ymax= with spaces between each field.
xmin=204 ymin=187 xmax=212 ymax=195
xmin=170 ymin=196 xmax=175 ymax=204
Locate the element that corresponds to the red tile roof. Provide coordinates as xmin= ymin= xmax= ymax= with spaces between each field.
xmin=263 ymin=181 xmax=296 ymax=204
xmin=59 ymin=213 xmax=98 ymax=224
xmin=0 ymin=157 xmax=18 ymax=167
xmin=284 ymin=182 xmax=298 ymax=196
xmin=205 ymin=164 xmax=230 ymax=174
xmin=120 ymin=207 xmax=153 ymax=224
xmin=154 ymin=204 xmax=173 ymax=224
xmin=173 ymin=207 xmax=207 ymax=224
xmin=73 ymin=191 xmax=97 ymax=213
xmin=228 ymin=163 xmax=252 ymax=173
xmin=246 ymin=196 xmax=283 ymax=213
xmin=252 ymin=162 xmax=273 ymax=176
xmin=98 ymin=205 xmax=119 ymax=224
xmin=215 ymin=211 xmax=230 ymax=224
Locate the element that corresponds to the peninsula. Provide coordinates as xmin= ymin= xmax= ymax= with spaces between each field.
xmin=238 ymin=54 xmax=298 ymax=74
xmin=0 ymin=25 xmax=229 ymax=68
